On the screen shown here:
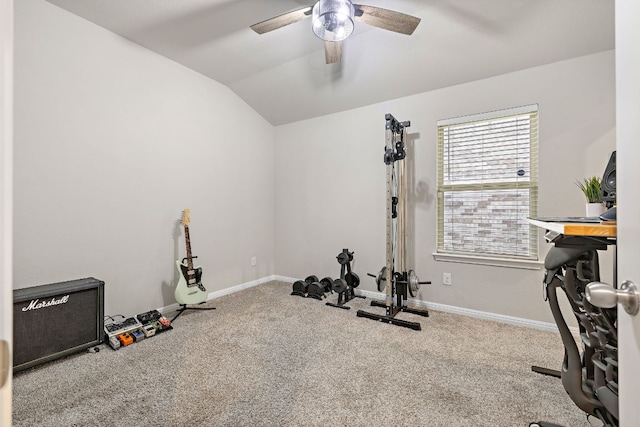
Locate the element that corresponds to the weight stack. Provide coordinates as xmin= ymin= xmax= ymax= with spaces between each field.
xmin=13 ymin=277 xmax=105 ymax=372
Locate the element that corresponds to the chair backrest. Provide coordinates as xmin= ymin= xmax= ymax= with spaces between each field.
xmin=543 ymin=246 xmax=618 ymax=426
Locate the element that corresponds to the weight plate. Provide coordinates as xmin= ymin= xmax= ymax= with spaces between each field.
xmin=336 ymin=252 xmax=349 ymax=265
xmin=345 ymin=272 xmax=360 ymax=288
xmin=376 ymin=266 xmax=386 ymax=292
xmin=305 ymin=275 xmax=319 ymax=285
xmin=408 ymin=269 xmax=419 ymax=297
xmin=320 ymin=277 xmax=333 ymax=293
xmin=333 ymin=278 xmax=348 ymax=294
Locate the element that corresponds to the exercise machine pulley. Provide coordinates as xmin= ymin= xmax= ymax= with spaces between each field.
xmin=356 ymin=113 xmax=431 ymax=330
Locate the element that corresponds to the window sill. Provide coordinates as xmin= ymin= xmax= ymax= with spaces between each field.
xmin=432 ymin=252 xmax=543 ymax=270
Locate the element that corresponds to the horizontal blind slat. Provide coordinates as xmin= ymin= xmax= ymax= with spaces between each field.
xmin=437 ymin=106 xmax=539 ymax=260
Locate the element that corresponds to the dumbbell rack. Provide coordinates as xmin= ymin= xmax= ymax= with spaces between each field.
xmin=326 ymin=248 xmax=365 ymax=310
xmin=356 ymin=113 xmax=430 ymax=331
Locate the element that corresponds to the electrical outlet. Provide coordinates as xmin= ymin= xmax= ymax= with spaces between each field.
xmin=251 ymin=256 xmax=257 ymax=267
xmin=443 ymin=272 xmax=452 ymax=286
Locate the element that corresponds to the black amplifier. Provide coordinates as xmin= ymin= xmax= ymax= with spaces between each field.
xmin=13 ymin=277 xmax=105 ymax=372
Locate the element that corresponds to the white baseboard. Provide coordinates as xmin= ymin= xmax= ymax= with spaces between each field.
xmin=159 ymin=275 xmax=278 ymax=315
xmin=275 ymin=276 xmax=560 ymax=333
xmin=273 ymin=275 xmax=299 ymax=283
xmin=160 ymin=275 xmax=562 ymax=334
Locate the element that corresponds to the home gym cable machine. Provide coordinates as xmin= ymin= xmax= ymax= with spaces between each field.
xmin=356 ymin=114 xmax=430 ymax=331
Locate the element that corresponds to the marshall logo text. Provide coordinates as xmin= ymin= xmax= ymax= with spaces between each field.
xmin=21 ymin=295 xmax=70 ymax=312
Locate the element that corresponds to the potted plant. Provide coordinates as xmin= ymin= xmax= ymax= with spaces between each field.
xmin=576 ymin=176 xmax=604 ymax=217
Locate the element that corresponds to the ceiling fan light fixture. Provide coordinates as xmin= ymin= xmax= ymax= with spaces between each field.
xmin=312 ymin=0 xmax=355 ymax=42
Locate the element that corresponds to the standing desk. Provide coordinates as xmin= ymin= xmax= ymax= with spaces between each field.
xmin=527 ymin=218 xmax=617 ymax=241
xmin=528 ymin=217 xmax=616 ymax=284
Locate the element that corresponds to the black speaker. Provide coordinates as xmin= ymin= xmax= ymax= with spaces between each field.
xmin=13 ymin=277 xmax=104 ymax=372
xmin=601 ymin=151 xmax=616 ymax=206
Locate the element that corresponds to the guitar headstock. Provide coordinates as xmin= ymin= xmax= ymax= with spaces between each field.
xmin=181 ymin=209 xmax=191 ymax=227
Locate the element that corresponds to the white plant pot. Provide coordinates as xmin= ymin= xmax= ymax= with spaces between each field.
xmin=586 ymin=202 xmax=605 ymax=217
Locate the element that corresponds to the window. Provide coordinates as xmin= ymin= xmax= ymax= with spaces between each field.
xmin=435 ymin=105 xmax=539 ymax=266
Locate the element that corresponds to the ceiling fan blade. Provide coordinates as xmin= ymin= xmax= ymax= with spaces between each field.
xmin=324 ymin=41 xmax=342 ymax=64
xmin=250 ymin=6 xmax=313 ymax=34
xmin=353 ymin=5 xmax=421 ymax=35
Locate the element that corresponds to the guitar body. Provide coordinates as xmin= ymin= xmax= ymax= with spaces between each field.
xmin=174 ymin=259 xmax=207 ymax=305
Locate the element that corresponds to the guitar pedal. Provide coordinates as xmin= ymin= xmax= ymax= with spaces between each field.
xmin=116 ymin=332 xmax=134 ymax=346
xmin=142 ymin=324 xmax=156 ymax=337
xmin=137 ymin=309 xmax=162 ymax=325
xmin=108 ymin=335 xmax=121 ymax=350
xmin=131 ymin=329 xmax=145 ymax=343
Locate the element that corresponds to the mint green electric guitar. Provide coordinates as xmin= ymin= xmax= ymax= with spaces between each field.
xmin=174 ymin=209 xmax=208 ymax=305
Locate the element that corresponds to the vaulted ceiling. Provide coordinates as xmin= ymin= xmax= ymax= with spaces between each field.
xmin=46 ymin=0 xmax=614 ymax=126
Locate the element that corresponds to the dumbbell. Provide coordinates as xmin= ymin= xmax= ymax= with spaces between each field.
xmin=306 ymin=275 xmax=327 ymax=299
xmin=320 ymin=277 xmax=334 ymax=293
xmin=308 ymin=276 xmax=335 ymax=297
xmin=291 ymin=280 xmax=308 ymax=295
xmin=291 ymin=275 xmax=320 ymax=296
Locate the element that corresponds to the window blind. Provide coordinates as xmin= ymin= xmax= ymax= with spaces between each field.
xmin=436 ymin=105 xmax=539 ymax=260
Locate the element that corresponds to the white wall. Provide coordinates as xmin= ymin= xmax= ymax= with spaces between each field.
xmin=274 ymin=50 xmax=616 ymax=323
xmin=13 ymin=0 xmax=276 ymax=316
xmin=13 ymin=0 xmax=616 ymax=325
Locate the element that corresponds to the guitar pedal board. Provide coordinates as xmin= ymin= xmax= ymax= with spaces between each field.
xmin=105 ymin=311 xmax=173 ymax=350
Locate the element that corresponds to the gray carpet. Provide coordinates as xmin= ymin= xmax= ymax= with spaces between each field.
xmin=13 ymin=281 xmax=596 ymax=426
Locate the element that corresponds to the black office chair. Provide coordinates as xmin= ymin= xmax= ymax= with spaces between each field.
xmin=531 ymin=246 xmax=618 ymax=427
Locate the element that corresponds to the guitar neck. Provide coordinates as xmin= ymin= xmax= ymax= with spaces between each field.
xmin=184 ymin=226 xmax=194 ymax=270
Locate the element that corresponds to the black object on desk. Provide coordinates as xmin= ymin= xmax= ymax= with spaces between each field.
xmin=600 ymin=206 xmax=617 ymax=222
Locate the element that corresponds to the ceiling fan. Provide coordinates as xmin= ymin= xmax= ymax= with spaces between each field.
xmin=250 ymin=0 xmax=421 ymax=64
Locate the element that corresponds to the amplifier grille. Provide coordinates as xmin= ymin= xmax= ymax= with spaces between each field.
xmin=13 ymin=278 xmax=104 ymax=372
